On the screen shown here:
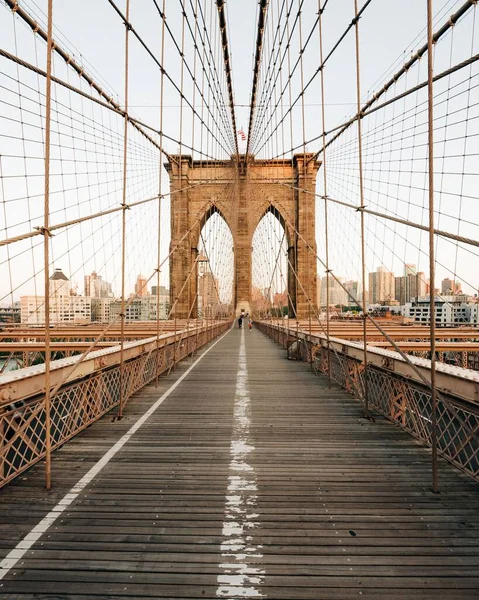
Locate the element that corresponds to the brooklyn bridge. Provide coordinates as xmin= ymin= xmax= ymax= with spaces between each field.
xmin=0 ymin=0 xmax=478 ymax=597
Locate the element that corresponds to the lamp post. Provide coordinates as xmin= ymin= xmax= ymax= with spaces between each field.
xmin=198 ymin=253 xmax=209 ymax=320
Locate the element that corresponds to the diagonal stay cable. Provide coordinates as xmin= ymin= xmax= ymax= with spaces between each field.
xmin=253 ymin=0 xmax=372 ymax=156
xmin=106 ymin=0 xmax=232 ymax=158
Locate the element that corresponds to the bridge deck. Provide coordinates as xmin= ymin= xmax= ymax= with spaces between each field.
xmin=1 ymin=327 xmax=478 ymax=598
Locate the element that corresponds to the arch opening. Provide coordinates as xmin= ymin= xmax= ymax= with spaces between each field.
xmin=197 ymin=210 xmax=234 ymax=318
xmin=252 ymin=207 xmax=290 ymax=319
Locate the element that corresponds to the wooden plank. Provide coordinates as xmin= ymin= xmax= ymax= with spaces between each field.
xmin=0 ymin=328 xmax=478 ymax=598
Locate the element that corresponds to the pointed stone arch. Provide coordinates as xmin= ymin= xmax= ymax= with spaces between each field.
xmin=197 ymin=203 xmax=234 ymax=244
xmin=252 ymin=203 xmax=297 ymax=317
xmin=252 ymin=203 xmax=290 ymax=244
xmin=166 ymin=154 xmax=320 ymax=318
xmin=194 ymin=206 xmax=234 ymax=317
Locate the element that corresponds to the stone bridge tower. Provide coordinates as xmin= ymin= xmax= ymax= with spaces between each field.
xmin=166 ymin=153 xmax=320 ymax=319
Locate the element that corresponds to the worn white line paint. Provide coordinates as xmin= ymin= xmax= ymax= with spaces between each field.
xmin=216 ymin=328 xmax=265 ymax=598
xmin=0 ymin=326 xmax=231 ymax=582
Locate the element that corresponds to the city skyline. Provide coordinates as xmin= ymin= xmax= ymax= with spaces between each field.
xmin=6 ymin=262 xmax=476 ymax=312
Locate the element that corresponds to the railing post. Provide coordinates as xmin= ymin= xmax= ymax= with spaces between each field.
xmin=195 ymin=310 xmax=199 ymax=355
xmin=0 ymin=418 xmax=4 ymax=484
xmin=173 ymin=314 xmax=178 ymax=367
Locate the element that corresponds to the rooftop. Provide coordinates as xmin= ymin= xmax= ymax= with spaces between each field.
xmin=50 ymin=268 xmax=69 ymax=281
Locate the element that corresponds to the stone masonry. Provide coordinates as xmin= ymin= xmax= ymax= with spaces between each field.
xmin=165 ymin=153 xmax=320 ymax=319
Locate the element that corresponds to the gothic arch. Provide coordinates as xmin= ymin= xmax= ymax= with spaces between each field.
xmin=252 ymin=203 xmax=292 ymax=247
xmin=193 ymin=209 xmax=234 ymax=317
xmin=197 ymin=203 xmax=234 ymax=247
xmin=166 ymin=154 xmax=320 ymax=318
xmin=252 ymin=204 xmax=298 ymax=317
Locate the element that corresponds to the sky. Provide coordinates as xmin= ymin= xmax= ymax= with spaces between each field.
xmin=0 ymin=0 xmax=478 ymax=306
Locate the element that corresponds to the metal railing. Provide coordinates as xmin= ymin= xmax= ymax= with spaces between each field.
xmin=0 ymin=321 xmax=230 ymax=488
xmin=257 ymin=321 xmax=479 ymax=483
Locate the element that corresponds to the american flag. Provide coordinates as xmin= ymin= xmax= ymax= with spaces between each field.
xmin=237 ymin=129 xmax=246 ymax=141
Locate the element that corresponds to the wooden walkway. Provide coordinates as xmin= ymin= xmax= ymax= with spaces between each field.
xmin=0 ymin=326 xmax=478 ymax=598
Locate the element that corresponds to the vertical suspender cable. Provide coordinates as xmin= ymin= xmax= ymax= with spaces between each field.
xmin=118 ymin=0 xmax=130 ymax=419
xmin=174 ymin=4 xmax=187 ymax=359
xmin=199 ymin=0 xmax=206 ymax=327
xmin=191 ymin=0 xmax=199 ymax=328
xmin=297 ymin=2 xmax=312 ymax=363
xmin=285 ymin=0 xmax=297 ymax=320
xmin=353 ymin=0 xmax=370 ymax=418
xmin=156 ymin=0 xmax=166 ymax=385
xmin=276 ymin=0 xmax=290 ymax=341
xmin=427 ymin=0 xmax=439 ymax=494
xmin=181 ymin=6 xmax=187 ymax=342
xmin=192 ymin=0 xmax=200 ymax=344
xmin=43 ymin=0 xmax=53 ymax=491
xmin=318 ymin=0 xmax=331 ymax=386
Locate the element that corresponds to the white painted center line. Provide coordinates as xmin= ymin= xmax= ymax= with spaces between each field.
xmin=216 ymin=328 xmax=265 ymax=598
xmin=0 ymin=327 xmax=231 ymax=582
